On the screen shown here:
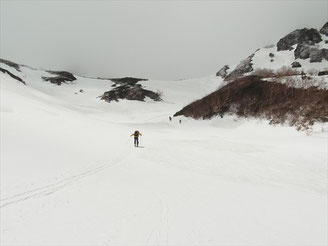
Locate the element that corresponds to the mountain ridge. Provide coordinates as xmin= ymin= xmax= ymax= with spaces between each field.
xmin=1 ymin=22 xmax=328 ymax=130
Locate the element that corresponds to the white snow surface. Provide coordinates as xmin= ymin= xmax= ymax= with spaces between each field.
xmin=251 ymin=34 xmax=328 ymax=73
xmin=0 ymin=65 xmax=327 ymax=245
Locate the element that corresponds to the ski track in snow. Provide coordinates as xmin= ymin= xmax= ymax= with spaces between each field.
xmin=1 ymin=64 xmax=327 ymax=245
xmin=145 ymin=194 xmax=170 ymax=246
xmin=0 ymin=148 xmax=130 ymax=208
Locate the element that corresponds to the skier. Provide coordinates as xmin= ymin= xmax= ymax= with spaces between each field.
xmin=130 ymin=130 xmax=142 ymax=147
xmin=169 ymin=116 xmax=172 ymax=121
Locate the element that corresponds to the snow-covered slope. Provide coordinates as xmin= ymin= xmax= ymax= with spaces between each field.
xmin=218 ymin=23 xmax=328 ymax=83
xmin=1 ymin=60 xmax=327 ymax=245
xmin=251 ymin=36 xmax=328 ymax=72
xmin=0 ymin=60 xmax=222 ymax=120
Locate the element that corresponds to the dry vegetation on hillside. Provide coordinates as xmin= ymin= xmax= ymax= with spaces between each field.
xmin=174 ymin=75 xmax=328 ymax=130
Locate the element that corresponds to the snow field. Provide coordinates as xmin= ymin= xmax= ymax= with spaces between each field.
xmin=0 ymin=69 xmax=327 ymax=245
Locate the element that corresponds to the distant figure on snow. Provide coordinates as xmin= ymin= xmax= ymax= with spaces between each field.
xmin=131 ymin=130 xmax=142 ymax=147
xmin=169 ymin=116 xmax=172 ymax=121
xmin=179 ymin=119 xmax=182 ymax=124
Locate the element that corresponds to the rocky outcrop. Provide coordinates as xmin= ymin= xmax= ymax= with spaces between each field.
xmin=277 ymin=28 xmax=322 ymax=51
xmin=110 ymin=77 xmax=147 ymax=86
xmin=294 ymin=43 xmax=328 ymax=62
xmin=310 ymin=49 xmax=328 ymax=63
xmin=224 ymin=54 xmax=254 ymax=81
xmin=100 ymin=84 xmax=161 ymax=103
xmin=216 ymin=65 xmax=230 ymax=78
xmin=291 ymin=61 xmax=301 ymax=68
xmin=42 ymin=71 xmax=76 ymax=85
xmin=320 ymin=22 xmax=328 ymax=36
xmin=0 ymin=67 xmax=26 ymax=84
xmin=0 ymin=58 xmax=21 ymax=72
xmin=318 ymin=70 xmax=328 ymax=76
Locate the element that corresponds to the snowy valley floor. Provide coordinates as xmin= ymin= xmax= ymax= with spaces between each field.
xmin=0 ymin=74 xmax=327 ymax=245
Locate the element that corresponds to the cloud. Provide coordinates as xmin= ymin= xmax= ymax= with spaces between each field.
xmin=1 ymin=0 xmax=327 ymax=80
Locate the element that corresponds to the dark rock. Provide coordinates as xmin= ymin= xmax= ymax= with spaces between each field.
xmin=47 ymin=71 xmax=76 ymax=81
xmin=216 ymin=65 xmax=230 ymax=78
xmin=294 ymin=43 xmax=311 ymax=59
xmin=42 ymin=70 xmax=76 ymax=85
xmin=79 ymin=89 xmax=84 ymax=93
xmin=310 ymin=48 xmax=328 ymax=63
xmin=0 ymin=67 xmax=25 ymax=84
xmin=269 ymin=53 xmax=274 ymax=57
xmin=110 ymin=77 xmax=147 ymax=86
xmin=318 ymin=70 xmax=328 ymax=76
xmin=100 ymin=84 xmax=161 ymax=103
xmin=277 ymin=28 xmax=322 ymax=51
xmin=320 ymin=49 xmax=328 ymax=60
xmin=0 ymin=58 xmax=21 ymax=72
xmin=294 ymin=43 xmax=328 ymax=62
xmin=309 ymin=49 xmax=323 ymax=63
xmin=291 ymin=61 xmax=301 ymax=68
xmin=224 ymin=54 xmax=254 ymax=81
xmin=270 ymin=59 xmax=274 ymax=62
xmin=320 ymin=22 xmax=328 ymax=36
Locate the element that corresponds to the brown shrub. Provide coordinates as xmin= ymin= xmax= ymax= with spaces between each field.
xmin=306 ymin=68 xmax=318 ymax=76
xmin=250 ymin=66 xmax=301 ymax=80
xmin=275 ymin=66 xmax=300 ymax=77
xmin=174 ymin=75 xmax=328 ymax=130
xmin=275 ymin=75 xmax=327 ymax=89
xmin=251 ymin=68 xmax=275 ymax=78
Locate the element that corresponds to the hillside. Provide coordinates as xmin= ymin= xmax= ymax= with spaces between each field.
xmin=174 ymin=75 xmax=328 ymax=130
xmin=217 ymin=22 xmax=328 ymax=81
xmin=176 ymin=23 xmax=328 ymax=130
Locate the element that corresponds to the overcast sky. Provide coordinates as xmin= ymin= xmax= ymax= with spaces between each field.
xmin=0 ymin=0 xmax=327 ymax=80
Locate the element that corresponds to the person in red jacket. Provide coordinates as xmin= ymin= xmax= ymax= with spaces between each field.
xmin=130 ymin=130 xmax=142 ymax=147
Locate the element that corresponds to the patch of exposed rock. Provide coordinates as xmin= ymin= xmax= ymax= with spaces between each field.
xmin=216 ymin=65 xmax=230 ymax=78
xmin=291 ymin=61 xmax=301 ymax=68
xmin=100 ymin=83 xmax=161 ymax=103
xmin=0 ymin=67 xmax=26 ymax=84
xmin=294 ymin=43 xmax=328 ymax=62
xmin=318 ymin=70 xmax=328 ymax=76
xmin=42 ymin=71 xmax=76 ymax=85
xmin=277 ymin=28 xmax=322 ymax=51
xmin=310 ymin=49 xmax=328 ymax=62
xmin=0 ymin=58 xmax=21 ymax=72
xmin=110 ymin=77 xmax=147 ymax=86
xmin=224 ymin=54 xmax=254 ymax=81
xmin=320 ymin=22 xmax=328 ymax=36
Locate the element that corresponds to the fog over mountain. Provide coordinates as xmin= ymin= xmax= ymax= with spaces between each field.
xmin=0 ymin=1 xmax=327 ymax=79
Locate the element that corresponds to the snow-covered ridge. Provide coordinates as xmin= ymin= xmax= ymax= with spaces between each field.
xmin=217 ymin=22 xmax=328 ymax=82
xmin=0 ymin=57 xmax=223 ymax=122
